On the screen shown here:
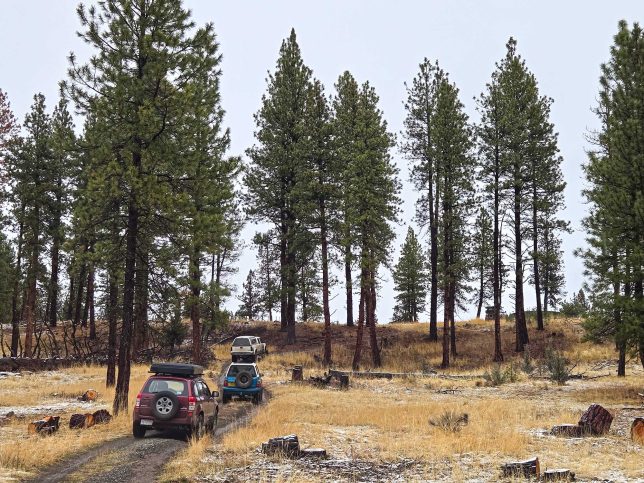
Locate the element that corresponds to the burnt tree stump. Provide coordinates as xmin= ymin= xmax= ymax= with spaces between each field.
xmin=500 ymin=457 xmax=540 ymax=478
xmin=339 ymin=374 xmax=350 ymax=389
xmin=262 ymin=434 xmax=301 ymax=457
xmin=543 ymin=469 xmax=575 ymax=481
xmin=631 ymin=417 xmax=644 ymax=444
xmin=578 ymin=404 xmax=612 ymax=435
xmin=93 ymin=409 xmax=112 ymax=425
xmin=292 ymin=366 xmax=303 ymax=382
xmin=28 ymin=416 xmax=60 ymax=435
xmin=551 ymin=424 xmax=585 ymax=437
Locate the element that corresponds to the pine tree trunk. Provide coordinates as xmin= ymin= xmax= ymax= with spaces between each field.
xmin=279 ymin=219 xmax=288 ymax=331
xmin=429 ymin=216 xmax=439 ymax=341
xmin=286 ymin=224 xmax=296 ymax=344
xmin=441 ymin=290 xmax=450 ymax=369
xmin=113 ymin=185 xmax=138 ymax=415
xmin=532 ymin=188 xmax=544 ymax=330
xmin=47 ymin=200 xmax=61 ymax=328
xmin=613 ymin=269 xmax=623 ymax=376
xmin=74 ymin=251 xmax=87 ymax=329
xmin=190 ymin=250 xmax=201 ymax=364
xmin=513 ymin=182 xmax=528 ymax=352
xmin=368 ymin=268 xmax=381 ymax=367
xmin=352 ymin=267 xmax=366 ymax=370
xmin=133 ymin=247 xmax=148 ymax=352
xmin=441 ymin=225 xmax=450 ymax=369
xmin=344 ymin=244 xmax=354 ymax=326
xmin=65 ymin=273 xmax=75 ymax=321
xmin=106 ymin=275 xmax=117 ymax=387
xmin=492 ymin=150 xmax=503 ymax=362
xmin=24 ymin=205 xmax=40 ymax=359
xmin=450 ymin=281 xmax=457 ymax=357
xmin=476 ymin=264 xmax=484 ymax=319
xmin=88 ymin=265 xmax=96 ymax=340
xmin=10 ymin=204 xmax=24 ymax=357
xmin=301 ymin=266 xmax=308 ymax=322
xmin=320 ymin=202 xmax=332 ymax=365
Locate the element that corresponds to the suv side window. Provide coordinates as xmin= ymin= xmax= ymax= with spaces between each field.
xmin=200 ymin=381 xmax=211 ymax=397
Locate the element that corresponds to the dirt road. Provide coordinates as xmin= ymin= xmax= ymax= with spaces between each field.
xmin=26 ymin=399 xmax=259 ymax=483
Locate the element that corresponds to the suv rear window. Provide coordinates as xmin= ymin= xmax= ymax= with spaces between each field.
xmin=227 ymin=365 xmax=257 ymax=377
xmin=233 ymin=338 xmax=251 ymax=346
xmin=144 ymin=378 xmax=188 ymax=396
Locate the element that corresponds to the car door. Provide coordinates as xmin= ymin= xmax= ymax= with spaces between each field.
xmin=197 ymin=380 xmax=214 ymax=419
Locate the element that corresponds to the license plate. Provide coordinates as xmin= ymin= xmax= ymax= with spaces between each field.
xmin=228 ymin=381 xmax=235 ymax=387
xmin=140 ymin=419 xmax=153 ymax=426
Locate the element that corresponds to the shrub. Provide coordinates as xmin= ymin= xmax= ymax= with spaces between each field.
xmin=429 ymin=410 xmax=469 ymax=432
xmin=521 ymin=346 xmax=535 ymax=375
xmin=483 ymin=363 xmax=519 ymax=386
xmin=544 ymin=347 xmax=574 ymax=385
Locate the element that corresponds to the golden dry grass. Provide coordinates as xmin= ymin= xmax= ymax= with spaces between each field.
xmin=0 ymin=364 xmax=151 ymax=480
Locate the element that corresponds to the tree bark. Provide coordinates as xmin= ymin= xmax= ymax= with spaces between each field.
xmin=133 ymin=246 xmax=148 ymax=352
xmin=368 ymin=268 xmax=381 ymax=367
xmin=344 ymin=244 xmax=354 ymax=326
xmin=320 ymin=201 xmax=332 ymax=365
xmin=450 ymin=282 xmax=457 ymax=358
xmin=190 ymin=250 xmax=201 ymax=364
xmin=47 ymin=195 xmax=62 ymax=328
xmin=106 ymin=275 xmax=118 ymax=387
xmin=65 ymin=272 xmax=74 ymax=321
xmin=24 ymin=204 xmax=40 ymax=359
xmin=492 ymin=143 xmax=503 ymax=362
xmin=513 ymin=181 xmax=528 ymax=352
xmin=476 ymin=265 xmax=484 ymax=319
xmin=279 ymin=217 xmax=288 ymax=331
xmin=87 ymin=264 xmax=96 ymax=340
xmin=10 ymin=204 xmax=24 ymax=357
xmin=113 ymin=182 xmax=138 ymax=415
xmin=532 ymin=183 xmax=544 ymax=331
xmin=429 ymin=202 xmax=439 ymax=341
xmin=352 ymin=267 xmax=366 ymax=370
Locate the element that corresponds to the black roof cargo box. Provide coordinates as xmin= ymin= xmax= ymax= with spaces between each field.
xmin=149 ymin=362 xmax=204 ymax=377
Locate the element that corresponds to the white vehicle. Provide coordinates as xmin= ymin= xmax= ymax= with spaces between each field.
xmin=230 ymin=336 xmax=268 ymax=362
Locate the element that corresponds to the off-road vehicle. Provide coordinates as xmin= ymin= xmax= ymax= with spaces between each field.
xmin=132 ymin=363 xmax=219 ymax=440
xmin=230 ymin=336 xmax=267 ymax=362
xmin=222 ymin=362 xmax=264 ymax=404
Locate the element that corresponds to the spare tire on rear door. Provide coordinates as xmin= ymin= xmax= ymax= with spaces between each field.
xmin=236 ymin=371 xmax=253 ymax=389
xmin=152 ymin=391 xmax=180 ymax=420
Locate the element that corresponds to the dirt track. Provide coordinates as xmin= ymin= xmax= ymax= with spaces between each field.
xmin=25 ymin=396 xmax=263 ymax=483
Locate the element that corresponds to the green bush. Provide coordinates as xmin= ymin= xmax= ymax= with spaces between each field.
xmin=483 ymin=363 xmax=519 ymax=386
xmin=544 ymin=347 xmax=574 ymax=385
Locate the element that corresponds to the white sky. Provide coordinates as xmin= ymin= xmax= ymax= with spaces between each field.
xmin=1 ymin=1 xmax=642 ymax=323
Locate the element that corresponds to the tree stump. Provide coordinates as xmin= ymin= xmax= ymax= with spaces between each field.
xmin=69 ymin=414 xmax=87 ymax=429
xmin=300 ymin=448 xmax=327 ymax=458
xmin=79 ymin=389 xmax=99 ymax=402
xmin=93 ymin=409 xmax=112 ymax=425
xmin=261 ymin=434 xmax=301 ymax=457
xmin=28 ymin=416 xmax=60 ymax=435
xmin=578 ymin=404 xmax=612 ymax=435
xmin=631 ymin=417 xmax=644 ymax=444
xmin=292 ymin=366 xmax=303 ymax=382
xmin=551 ymin=424 xmax=585 ymax=437
xmin=339 ymin=374 xmax=350 ymax=389
xmin=500 ymin=457 xmax=540 ymax=478
xmin=543 ymin=469 xmax=575 ymax=481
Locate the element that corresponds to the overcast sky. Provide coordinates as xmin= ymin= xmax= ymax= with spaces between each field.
xmin=1 ymin=1 xmax=642 ymax=322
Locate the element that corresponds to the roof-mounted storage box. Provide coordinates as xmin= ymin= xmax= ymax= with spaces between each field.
xmin=149 ymin=363 xmax=204 ymax=377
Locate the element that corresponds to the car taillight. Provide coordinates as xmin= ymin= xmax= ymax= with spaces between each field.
xmin=223 ymin=380 xmax=228 ymax=387
xmin=256 ymin=380 xmax=262 ymax=387
xmin=188 ymin=396 xmax=196 ymax=411
xmin=135 ymin=393 xmax=142 ymax=407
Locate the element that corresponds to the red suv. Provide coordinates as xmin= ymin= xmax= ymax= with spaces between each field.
xmin=133 ymin=363 xmax=219 ymax=440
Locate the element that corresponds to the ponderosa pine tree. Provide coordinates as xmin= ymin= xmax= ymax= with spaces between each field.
xmin=253 ymin=231 xmax=281 ymax=322
xmin=237 ymin=269 xmax=261 ymax=319
xmin=392 ymin=227 xmax=428 ymax=322
xmin=64 ymin=0 xmax=229 ymax=414
xmin=403 ymin=59 xmax=442 ymax=341
xmin=581 ymin=21 xmax=644 ymax=375
xmin=344 ymin=80 xmax=400 ymax=369
xmin=539 ymin=217 xmax=567 ymax=316
xmin=471 ymin=207 xmax=494 ymax=319
xmin=332 ymin=72 xmax=361 ymax=328
xmin=0 ymin=234 xmax=14 ymax=341
xmin=431 ymin=69 xmax=475 ymax=368
xmin=246 ymin=29 xmax=311 ymax=344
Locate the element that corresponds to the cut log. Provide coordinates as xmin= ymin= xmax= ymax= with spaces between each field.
xmin=300 ymin=448 xmax=327 ymax=458
xmin=292 ymin=366 xmax=303 ymax=382
xmin=500 ymin=457 xmax=540 ymax=478
xmin=79 ymin=389 xmax=99 ymax=402
xmin=551 ymin=424 xmax=585 ymax=437
xmin=69 ymin=413 xmax=87 ymax=429
xmin=261 ymin=434 xmax=300 ymax=457
xmin=93 ymin=409 xmax=112 ymax=425
xmin=578 ymin=404 xmax=613 ymax=435
xmin=543 ymin=469 xmax=575 ymax=481
xmin=28 ymin=416 xmax=60 ymax=435
xmin=631 ymin=417 xmax=644 ymax=444
xmin=309 ymin=374 xmax=332 ymax=387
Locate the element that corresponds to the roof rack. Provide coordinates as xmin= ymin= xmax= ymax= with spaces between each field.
xmin=149 ymin=362 xmax=204 ymax=377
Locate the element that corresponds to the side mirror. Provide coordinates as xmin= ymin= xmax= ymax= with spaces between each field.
xmin=212 ymin=390 xmax=219 ymax=399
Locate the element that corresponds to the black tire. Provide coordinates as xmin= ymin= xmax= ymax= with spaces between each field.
xmin=222 ymin=393 xmax=231 ymax=404
xmin=211 ymin=410 xmax=218 ymax=433
xmin=132 ymin=422 xmax=146 ymax=438
xmin=152 ymin=391 xmax=180 ymax=420
xmin=236 ymin=371 xmax=253 ymax=389
xmin=190 ymin=414 xmax=204 ymax=441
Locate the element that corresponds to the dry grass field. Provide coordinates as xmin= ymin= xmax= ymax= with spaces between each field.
xmin=1 ymin=317 xmax=642 ymax=482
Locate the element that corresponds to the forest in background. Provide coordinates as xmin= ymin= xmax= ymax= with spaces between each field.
xmin=0 ymin=1 xmax=641 ymax=414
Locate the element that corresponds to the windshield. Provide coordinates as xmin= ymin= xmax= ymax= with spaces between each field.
xmin=233 ymin=337 xmax=251 ymax=346
xmin=144 ymin=378 xmax=188 ymax=396
xmin=227 ymin=365 xmax=257 ymax=377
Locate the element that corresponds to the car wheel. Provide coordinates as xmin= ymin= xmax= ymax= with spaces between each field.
xmin=212 ymin=410 xmax=218 ymax=433
xmin=152 ymin=391 xmax=180 ymax=420
xmin=193 ymin=414 xmax=205 ymax=441
xmin=132 ymin=422 xmax=146 ymax=439
xmin=222 ymin=394 xmax=230 ymax=404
